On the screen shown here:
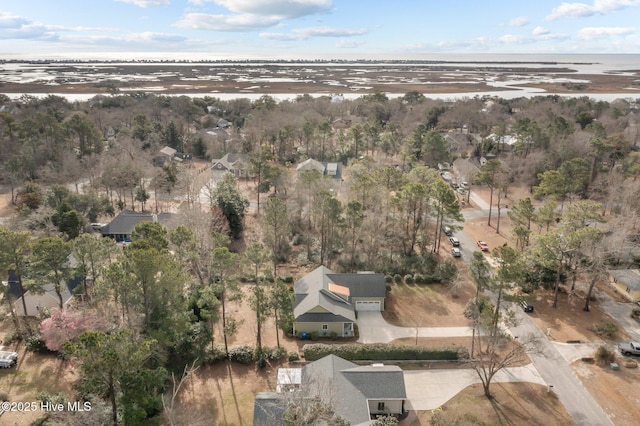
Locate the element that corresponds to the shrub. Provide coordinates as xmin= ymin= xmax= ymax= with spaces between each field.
xmin=288 ymin=351 xmax=300 ymax=362
xmin=3 ymin=333 xmax=19 ymax=346
xmin=385 ymin=275 xmax=393 ymax=283
xmin=228 ymin=345 xmax=254 ymax=364
xmin=36 ymin=391 xmax=66 ymax=406
xmin=404 ymin=274 xmax=414 ymax=284
xmin=413 ymin=273 xmax=426 ymax=284
xmin=205 ymin=344 xmax=228 ymax=364
xmin=393 ymin=274 xmax=403 ymax=284
xmin=266 ymin=346 xmax=288 ymax=361
xmin=592 ymin=322 xmax=618 ymax=339
xmin=303 ymin=343 xmax=467 ymax=362
xmin=593 ymin=346 xmax=616 ymax=366
xmin=257 ymin=356 xmax=267 ymax=369
xmin=283 ymin=275 xmax=294 ymax=284
xmin=25 ymin=334 xmax=49 ymax=353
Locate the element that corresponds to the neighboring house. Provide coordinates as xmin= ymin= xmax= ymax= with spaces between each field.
xmin=332 ymin=117 xmax=352 ymax=129
xmin=12 ymin=283 xmax=75 ymax=316
xmin=100 ymin=210 xmax=175 ymax=243
xmin=6 ymin=270 xmax=81 ymax=317
xmin=324 ymin=161 xmax=343 ymax=179
xmin=293 ymin=266 xmax=386 ymax=338
xmin=295 ymin=159 xmax=343 ymax=180
xmin=211 ymin=153 xmax=251 ymax=179
xmin=608 ymin=269 xmax=640 ymax=302
xmin=153 ymin=146 xmax=192 ymax=166
xmin=452 ymin=157 xmax=480 ymax=184
xmin=296 ymin=158 xmax=325 ymax=176
xmin=487 ymin=133 xmax=518 ymax=151
xmin=253 ymin=355 xmax=407 ymax=426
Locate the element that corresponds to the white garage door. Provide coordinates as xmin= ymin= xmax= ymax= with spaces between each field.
xmin=355 ymin=300 xmax=381 ymax=311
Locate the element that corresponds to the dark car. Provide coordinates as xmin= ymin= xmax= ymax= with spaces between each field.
xmin=520 ymin=300 xmax=534 ymax=313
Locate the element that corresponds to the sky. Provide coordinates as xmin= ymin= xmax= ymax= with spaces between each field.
xmin=1 ymin=0 xmax=640 ymax=60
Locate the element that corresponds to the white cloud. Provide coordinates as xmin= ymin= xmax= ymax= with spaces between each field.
xmin=507 ymin=16 xmax=530 ymax=27
xmin=0 ymin=12 xmax=30 ymax=29
xmin=577 ymin=26 xmax=635 ymax=39
xmin=546 ymin=0 xmax=640 ymax=21
xmin=212 ymin=0 xmax=332 ymax=18
xmin=336 ymin=39 xmax=363 ymax=48
xmin=260 ymin=26 xmax=367 ymax=40
xmin=176 ymin=1 xmax=333 ymax=31
xmin=533 ymin=26 xmax=550 ymax=35
xmin=498 ymin=34 xmax=525 ymax=44
xmin=175 ymin=13 xmax=281 ymax=31
xmin=114 ymin=0 xmax=170 ymax=6
xmin=0 ymin=13 xmax=58 ymax=40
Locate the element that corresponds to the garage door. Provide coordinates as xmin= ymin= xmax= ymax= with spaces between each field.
xmin=355 ymin=301 xmax=381 ymax=311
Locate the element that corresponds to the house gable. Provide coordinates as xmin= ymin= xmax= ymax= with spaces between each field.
xmin=294 ymin=267 xmax=385 ymax=318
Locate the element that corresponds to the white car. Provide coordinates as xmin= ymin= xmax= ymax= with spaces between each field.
xmin=451 ymin=247 xmax=461 ymax=257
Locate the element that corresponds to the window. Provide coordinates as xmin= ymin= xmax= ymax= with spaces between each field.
xmin=377 ymin=402 xmax=385 ymax=411
xmin=321 ymin=324 xmax=328 ymax=330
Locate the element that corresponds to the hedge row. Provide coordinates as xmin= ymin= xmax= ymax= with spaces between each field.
xmin=205 ymin=344 xmax=293 ymax=365
xmin=303 ymin=343 xmax=468 ymax=362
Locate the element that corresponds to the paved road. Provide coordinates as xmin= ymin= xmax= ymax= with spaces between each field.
xmin=509 ymin=311 xmax=613 ymax=425
xmin=454 ymin=195 xmax=613 ymax=425
xmin=356 ymin=311 xmax=474 ymax=344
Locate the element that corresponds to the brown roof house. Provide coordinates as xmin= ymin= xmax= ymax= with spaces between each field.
xmin=293 ymin=266 xmax=386 ymax=338
xmin=253 ymin=354 xmax=407 ymax=425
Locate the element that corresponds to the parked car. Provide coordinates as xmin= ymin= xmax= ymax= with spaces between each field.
xmin=0 ymin=351 xmax=18 ymax=368
xmin=519 ymin=300 xmax=534 ymax=313
xmin=443 ymin=226 xmax=452 ymax=236
xmin=451 ymin=247 xmax=461 ymax=257
xmin=477 ymin=240 xmax=489 ymax=251
xmin=449 ymin=237 xmax=460 ymax=247
xmin=618 ymin=341 xmax=640 ymax=356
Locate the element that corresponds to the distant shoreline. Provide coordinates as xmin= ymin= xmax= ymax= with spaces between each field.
xmin=2 ymin=60 xmax=639 ymax=101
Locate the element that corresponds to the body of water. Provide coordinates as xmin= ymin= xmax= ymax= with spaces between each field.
xmin=2 ymin=54 xmax=639 ymax=102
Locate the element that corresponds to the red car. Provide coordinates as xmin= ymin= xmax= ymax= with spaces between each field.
xmin=477 ymin=241 xmax=489 ymax=251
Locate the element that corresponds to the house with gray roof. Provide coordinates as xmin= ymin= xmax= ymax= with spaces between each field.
xmin=293 ymin=266 xmax=386 ymax=338
xmin=99 ymin=210 xmax=175 ymax=243
xmin=211 ymin=153 xmax=251 ymax=179
xmin=253 ymin=355 xmax=407 ymax=425
xmin=296 ymin=158 xmax=343 ymax=180
xmin=608 ymin=269 xmax=640 ymax=302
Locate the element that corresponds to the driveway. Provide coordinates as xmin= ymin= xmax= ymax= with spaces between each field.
xmin=403 ymin=365 xmax=545 ymax=410
xmin=356 ymin=311 xmax=474 ymax=344
xmin=594 ymin=287 xmax=640 ymax=341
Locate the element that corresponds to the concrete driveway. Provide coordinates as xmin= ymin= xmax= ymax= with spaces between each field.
xmin=404 ymin=365 xmax=546 ymax=410
xmin=356 ymin=311 xmax=474 ymax=344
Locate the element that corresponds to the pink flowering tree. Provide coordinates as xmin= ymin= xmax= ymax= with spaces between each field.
xmin=39 ymin=309 xmax=88 ymax=352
